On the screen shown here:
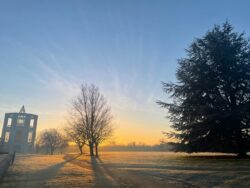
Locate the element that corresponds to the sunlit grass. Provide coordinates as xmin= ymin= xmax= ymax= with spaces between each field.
xmin=1 ymin=152 xmax=250 ymax=187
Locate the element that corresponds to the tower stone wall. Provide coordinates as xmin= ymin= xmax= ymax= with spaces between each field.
xmin=0 ymin=106 xmax=38 ymax=153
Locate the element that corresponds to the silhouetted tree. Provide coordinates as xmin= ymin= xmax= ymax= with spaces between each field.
xmin=158 ymin=22 xmax=250 ymax=157
xmin=93 ymin=118 xmax=113 ymax=157
xmin=65 ymin=122 xmax=86 ymax=154
xmin=71 ymin=84 xmax=113 ymax=157
xmin=37 ymin=129 xmax=67 ymax=155
xmin=57 ymin=135 xmax=69 ymax=154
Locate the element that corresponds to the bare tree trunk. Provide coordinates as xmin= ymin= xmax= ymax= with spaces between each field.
xmin=50 ymin=148 xmax=53 ymax=155
xmin=79 ymin=145 xmax=83 ymax=154
xmin=89 ymin=142 xmax=94 ymax=156
xmin=95 ymin=143 xmax=99 ymax=157
xmin=236 ymin=123 xmax=247 ymax=158
xmin=237 ymin=137 xmax=247 ymax=158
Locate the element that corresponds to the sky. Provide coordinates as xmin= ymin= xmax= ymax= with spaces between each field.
xmin=1 ymin=0 xmax=250 ymax=145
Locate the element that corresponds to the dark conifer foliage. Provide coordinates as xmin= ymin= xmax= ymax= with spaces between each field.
xmin=158 ymin=22 xmax=250 ymax=157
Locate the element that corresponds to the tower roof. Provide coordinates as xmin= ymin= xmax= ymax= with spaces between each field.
xmin=19 ymin=105 xmax=26 ymax=113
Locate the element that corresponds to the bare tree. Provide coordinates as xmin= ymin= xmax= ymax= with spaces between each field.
xmin=65 ymin=122 xmax=86 ymax=154
xmin=93 ymin=115 xmax=113 ymax=157
xmin=37 ymin=129 xmax=67 ymax=155
xmin=70 ymin=84 xmax=113 ymax=156
xmin=57 ymin=136 xmax=69 ymax=154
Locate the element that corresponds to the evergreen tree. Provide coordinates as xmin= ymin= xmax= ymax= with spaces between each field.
xmin=158 ymin=22 xmax=250 ymax=157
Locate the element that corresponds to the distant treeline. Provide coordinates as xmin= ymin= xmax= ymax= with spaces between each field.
xmin=99 ymin=142 xmax=173 ymax=152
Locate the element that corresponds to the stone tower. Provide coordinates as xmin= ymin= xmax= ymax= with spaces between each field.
xmin=0 ymin=106 xmax=38 ymax=153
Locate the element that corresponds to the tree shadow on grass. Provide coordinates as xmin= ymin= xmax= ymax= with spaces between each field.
xmin=1 ymin=154 xmax=81 ymax=188
xmin=62 ymin=154 xmax=119 ymax=187
xmin=90 ymin=156 xmax=119 ymax=188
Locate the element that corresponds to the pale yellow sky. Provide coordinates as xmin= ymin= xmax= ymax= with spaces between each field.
xmin=34 ymin=102 xmax=171 ymax=145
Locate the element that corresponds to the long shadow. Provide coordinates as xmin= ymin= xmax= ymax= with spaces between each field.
xmin=96 ymin=156 xmax=250 ymax=172
xmin=2 ymin=154 xmax=81 ymax=186
xmin=96 ymin=158 xmax=205 ymax=188
xmin=90 ymin=156 xmax=119 ymax=187
xmin=96 ymin=158 xmax=118 ymax=178
xmin=64 ymin=155 xmax=119 ymax=188
xmin=63 ymin=153 xmax=119 ymax=187
xmin=32 ymin=154 xmax=81 ymax=180
xmin=61 ymin=155 xmax=119 ymax=188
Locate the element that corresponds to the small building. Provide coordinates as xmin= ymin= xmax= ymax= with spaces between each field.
xmin=0 ymin=106 xmax=38 ymax=153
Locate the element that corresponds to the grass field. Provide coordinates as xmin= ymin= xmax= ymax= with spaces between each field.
xmin=76 ymin=152 xmax=250 ymax=187
xmin=1 ymin=152 xmax=250 ymax=187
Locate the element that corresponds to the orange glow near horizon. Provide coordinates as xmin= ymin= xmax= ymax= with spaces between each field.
xmin=35 ymin=108 xmax=171 ymax=146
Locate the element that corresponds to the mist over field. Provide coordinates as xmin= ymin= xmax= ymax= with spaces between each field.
xmin=1 ymin=152 xmax=250 ymax=188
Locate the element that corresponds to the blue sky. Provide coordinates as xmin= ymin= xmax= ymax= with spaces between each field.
xmin=1 ymin=0 xmax=250 ymax=144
